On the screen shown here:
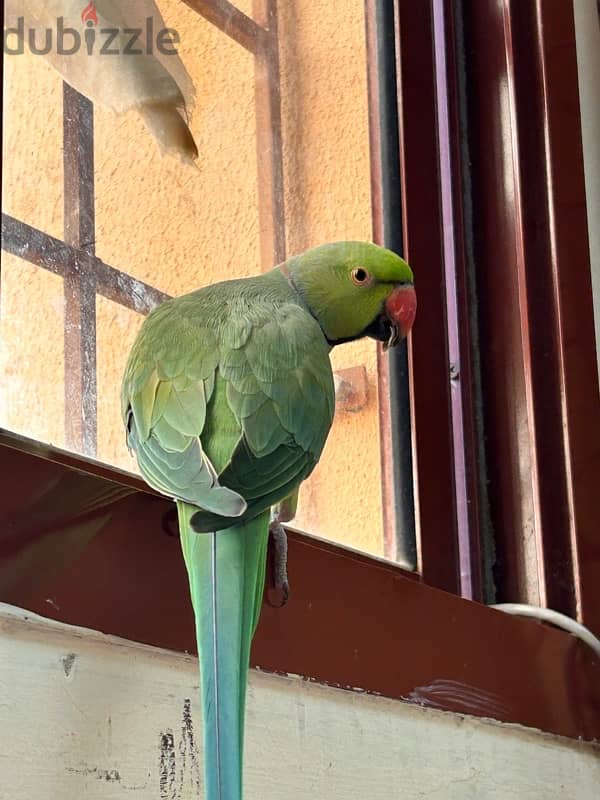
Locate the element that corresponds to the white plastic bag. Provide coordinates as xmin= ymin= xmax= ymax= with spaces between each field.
xmin=4 ymin=0 xmax=198 ymax=161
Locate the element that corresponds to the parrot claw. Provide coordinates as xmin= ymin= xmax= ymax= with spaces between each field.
xmin=268 ymin=520 xmax=290 ymax=607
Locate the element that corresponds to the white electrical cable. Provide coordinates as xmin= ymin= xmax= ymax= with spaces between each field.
xmin=492 ymin=603 xmax=600 ymax=658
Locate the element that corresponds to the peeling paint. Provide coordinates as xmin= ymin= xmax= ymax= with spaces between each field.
xmin=61 ymin=653 xmax=76 ymax=678
xmin=66 ymin=765 xmax=120 ymax=782
xmin=159 ymin=699 xmax=201 ymax=799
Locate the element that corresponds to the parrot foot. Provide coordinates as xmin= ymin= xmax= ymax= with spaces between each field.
xmin=268 ymin=521 xmax=290 ymax=607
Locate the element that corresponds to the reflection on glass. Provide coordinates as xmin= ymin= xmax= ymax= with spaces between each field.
xmin=1 ymin=0 xmax=389 ymax=560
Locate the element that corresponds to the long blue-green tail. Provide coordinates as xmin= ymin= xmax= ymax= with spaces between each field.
xmin=178 ymin=501 xmax=270 ymax=800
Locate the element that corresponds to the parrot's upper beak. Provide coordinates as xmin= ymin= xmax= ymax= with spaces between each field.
xmin=383 ymin=284 xmax=417 ymax=349
xmin=364 ymin=284 xmax=416 ymax=348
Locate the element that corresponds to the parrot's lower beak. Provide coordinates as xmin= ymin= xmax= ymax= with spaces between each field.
xmin=365 ymin=285 xmax=416 ymax=350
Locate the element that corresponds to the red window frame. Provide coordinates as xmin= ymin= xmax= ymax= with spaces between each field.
xmin=1 ymin=0 xmax=599 ymax=742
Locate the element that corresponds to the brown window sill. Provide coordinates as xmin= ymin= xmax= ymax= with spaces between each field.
xmin=1 ymin=428 xmax=598 ymax=742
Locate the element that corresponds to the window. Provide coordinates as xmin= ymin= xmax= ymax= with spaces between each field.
xmin=2 ymin=0 xmax=599 ymax=742
xmin=2 ymin=0 xmax=403 ymax=562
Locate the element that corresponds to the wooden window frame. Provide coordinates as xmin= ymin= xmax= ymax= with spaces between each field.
xmin=1 ymin=0 xmax=599 ymax=743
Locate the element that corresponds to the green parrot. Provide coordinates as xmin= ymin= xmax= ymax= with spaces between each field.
xmin=121 ymin=241 xmax=416 ymax=800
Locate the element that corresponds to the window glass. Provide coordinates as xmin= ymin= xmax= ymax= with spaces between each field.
xmin=1 ymin=0 xmax=393 ymax=561
xmin=2 ymin=55 xmax=64 ymax=239
xmin=96 ymin=297 xmax=144 ymax=471
xmin=0 ymin=254 xmax=66 ymax=445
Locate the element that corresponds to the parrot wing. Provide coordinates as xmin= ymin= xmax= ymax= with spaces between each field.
xmin=121 ymin=296 xmax=334 ymax=524
xmin=122 ymin=301 xmax=246 ymax=517
xmin=191 ymin=301 xmax=335 ymax=531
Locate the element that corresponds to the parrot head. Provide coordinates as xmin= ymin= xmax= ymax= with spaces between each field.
xmin=283 ymin=241 xmax=416 ymax=348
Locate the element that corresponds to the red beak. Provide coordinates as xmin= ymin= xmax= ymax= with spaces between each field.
xmin=384 ymin=285 xmax=417 ymax=346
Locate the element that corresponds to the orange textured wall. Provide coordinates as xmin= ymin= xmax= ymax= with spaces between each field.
xmin=1 ymin=0 xmax=386 ymax=557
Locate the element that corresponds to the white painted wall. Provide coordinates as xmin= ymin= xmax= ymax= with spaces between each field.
xmin=1 ymin=604 xmax=598 ymax=800
xmin=574 ymin=0 xmax=600 ymax=382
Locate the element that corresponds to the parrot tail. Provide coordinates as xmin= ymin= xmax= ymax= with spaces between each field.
xmin=177 ymin=501 xmax=270 ymax=800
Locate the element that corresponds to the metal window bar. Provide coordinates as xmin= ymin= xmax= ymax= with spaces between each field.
xmin=365 ymin=0 xmax=416 ymax=568
xmin=1 ymin=0 xmax=286 ymax=458
xmin=63 ymin=85 xmax=97 ymax=454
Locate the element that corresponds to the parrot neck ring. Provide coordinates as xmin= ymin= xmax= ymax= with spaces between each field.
xmin=278 ymin=262 xmax=322 ymax=329
xmin=279 ymin=261 xmax=299 ymax=293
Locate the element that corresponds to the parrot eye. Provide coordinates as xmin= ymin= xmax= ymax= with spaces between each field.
xmin=351 ymin=267 xmax=372 ymax=286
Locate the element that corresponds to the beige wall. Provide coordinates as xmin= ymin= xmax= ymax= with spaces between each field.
xmin=2 ymin=604 xmax=599 ymax=800
xmin=1 ymin=1 xmax=391 ymax=557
